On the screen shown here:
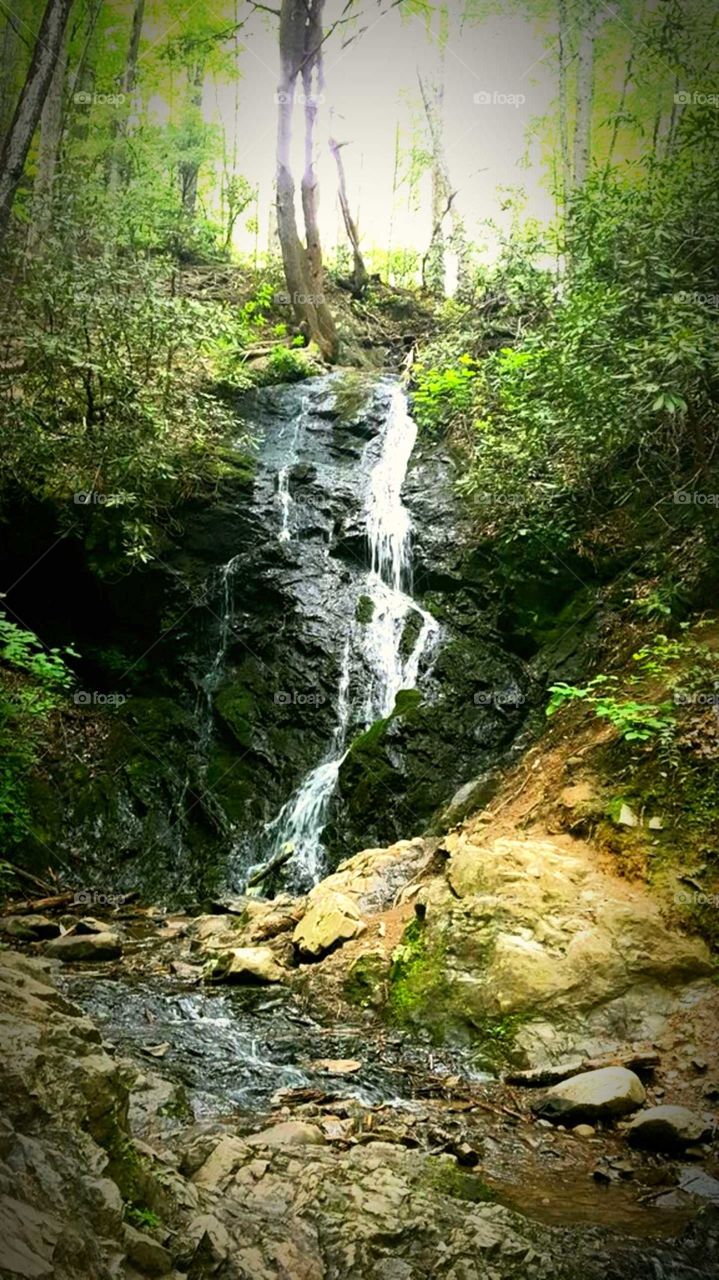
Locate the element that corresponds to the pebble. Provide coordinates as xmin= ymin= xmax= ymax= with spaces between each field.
xmin=572 ymin=1125 xmax=595 ymax=1138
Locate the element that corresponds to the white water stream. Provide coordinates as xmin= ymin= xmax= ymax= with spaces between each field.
xmin=264 ymin=384 xmax=440 ymax=887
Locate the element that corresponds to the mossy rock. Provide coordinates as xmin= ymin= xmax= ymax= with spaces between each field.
xmin=343 ymin=951 xmax=388 ymax=1007
xmin=355 ymin=594 xmax=375 ymax=625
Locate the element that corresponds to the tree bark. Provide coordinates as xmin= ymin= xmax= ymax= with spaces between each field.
xmin=27 ymin=33 xmax=67 ymax=252
xmin=329 ymin=135 xmax=368 ymax=295
xmin=572 ymin=2 xmax=599 ymax=188
xmin=557 ymin=0 xmax=572 ymax=204
xmin=275 ymin=0 xmax=337 ymax=360
xmin=108 ymin=0 xmax=145 ymax=191
xmin=418 ymin=67 xmax=471 ymax=298
xmin=180 ymin=61 xmax=204 ymax=218
xmin=0 ymin=0 xmax=74 ymax=249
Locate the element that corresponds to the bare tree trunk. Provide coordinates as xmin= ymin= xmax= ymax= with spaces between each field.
xmin=572 ymin=3 xmax=599 ymax=188
xmin=27 ymin=33 xmax=67 ymax=252
xmin=180 ymin=61 xmax=204 ymax=218
xmin=0 ymin=0 xmax=74 ymax=249
xmin=108 ymin=0 xmax=145 ymax=191
xmin=557 ymin=0 xmax=572 ymax=203
xmin=417 ymin=66 xmax=470 ymax=298
xmin=418 ymin=70 xmax=446 ymax=294
xmin=329 ymin=135 xmax=368 ymax=295
xmin=275 ymin=0 xmax=337 ymax=360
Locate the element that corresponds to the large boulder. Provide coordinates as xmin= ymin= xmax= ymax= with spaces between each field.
xmin=531 ymin=1067 xmax=646 ymax=1124
xmin=387 ymin=832 xmax=714 ymax=1065
xmin=293 ymin=889 xmax=365 ymax=961
xmin=44 ymin=932 xmax=122 ymax=962
xmin=0 ymin=914 xmax=61 ymax=942
xmin=626 ymin=1105 xmax=713 ymax=1151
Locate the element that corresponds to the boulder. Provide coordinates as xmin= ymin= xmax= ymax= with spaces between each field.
xmin=245 ymin=1120 xmax=324 ymax=1147
xmin=44 ymin=932 xmax=122 ymax=962
xmin=293 ymin=890 xmax=365 ymax=960
xmin=532 ymin=1067 xmax=645 ymax=1124
xmin=626 ymin=1106 xmax=713 ymax=1152
xmin=0 ymin=914 xmax=60 ymax=942
xmin=205 ymin=946 xmax=285 ymax=984
xmin=123 ymin=1224 xmax=172 ymax=1275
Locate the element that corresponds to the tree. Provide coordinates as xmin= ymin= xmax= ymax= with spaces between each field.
xmin=275 ymin=0 xmax=338 ymax=359
xmin=329 ymin=134 xmax=368 ymax=296
xmin=0 ymin=0 xmax=74 ymax=248
xmin=27 ymin=28 xmax=67 ymax=252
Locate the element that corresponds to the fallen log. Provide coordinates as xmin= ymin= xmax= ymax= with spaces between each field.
xmin=504 ymin=1048 xmax=660 ymax=1088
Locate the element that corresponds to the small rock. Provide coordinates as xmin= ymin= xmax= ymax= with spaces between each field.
xmin=205 ymin=946 xmax=285 ymax=984
xmin=308 ymin=1058 xmax=362 ymax=1075
xmin=647 ymin=816 xmax=664 ymax=830
xmin=626 ymin=1106 xmax=713 ymax=1152
xmin=678 ymin=1167 xmax=719 ymax=1202
xmin=44 ymin=932 xmax=122 ymax=962
xmin=532 ymin=1067 xmax=645 ymax=1125
xmin=123 ymin=1224 xmax=172 ymax=1276
xmin=691 ymin=1057 xmax=708 ymax=1074
xmin=0 ymin=914 xmax=61 ymax=941
xmin=618 ymin=803 xmax=638 ymax=827
xmin=68 ymin=917 xmax=113 ymax=935
xmin=142 ymin=1042 xmax=170 ymax=1059
xmin=245 ymin=1120 xmax=324 ymax=1147
xmin=572 ymin=1124 xmax=596 ymax=1138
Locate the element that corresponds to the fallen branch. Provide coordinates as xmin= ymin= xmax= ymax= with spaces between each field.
xmin=246 ymin=845 xmax=293 ymax=889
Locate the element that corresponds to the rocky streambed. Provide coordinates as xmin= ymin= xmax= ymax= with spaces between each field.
xmin=2 ymin=825 xmax=718 ymax=1279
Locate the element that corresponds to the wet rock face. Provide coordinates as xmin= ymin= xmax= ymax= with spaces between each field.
xmin=12 ymin=371 xmax=533 ymax=900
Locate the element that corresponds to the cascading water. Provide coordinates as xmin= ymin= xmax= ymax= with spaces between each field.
xmin=262 ymin=382 xmax=440 ymax=889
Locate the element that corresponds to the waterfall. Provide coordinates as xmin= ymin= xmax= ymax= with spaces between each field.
xmin=261 ymin=382 xmax=440 ymax=890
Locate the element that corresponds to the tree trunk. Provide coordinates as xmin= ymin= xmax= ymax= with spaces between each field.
xmin=180 ymin=61 xmax=204 ymax=218
xmin=108 ymin=0 xmax=145 ymax=191
xmin=27 ymin=33 xmax=67 ymax=252
xmin=0 ymin=0 xmax=74 ymax=249
xmin=329 ymin=135 xmax=368 ymax=295
xmin=275 ymin=0 xmax=337 ymax=360
xmin=572 ymin=3 xmax=599 ymax=188
xmin=418 ymin=71 xmax=446 ymax=294
xmin=557 ymin=0 xmax=572 ymax=204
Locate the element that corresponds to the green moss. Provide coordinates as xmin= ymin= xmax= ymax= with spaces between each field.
xmin=422 ymin=1156 xmax=495 ymax=1203
xmin=355 ymin=594 xmax=375 ymax=625
xmin=214 ymin=683 xmax=255 ymax=748
xmin=387 ymin=918 xmax=451 ymax=1037
xmin=466 ymin=1012 xmax=528 ymax=1071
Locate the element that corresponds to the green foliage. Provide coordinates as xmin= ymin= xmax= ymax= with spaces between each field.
xmin=0 ymin=613 xmax=76 ymax=847
xmin=412 ymin=356 xmax=477 ymax=431
xmin=125 ymin=1204 xmax=161 ymax=1230
xmin=266 ymin=345 xmax=312 ymax=383
xmin=547 ymin=675 xmax=675 ymax=743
